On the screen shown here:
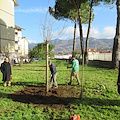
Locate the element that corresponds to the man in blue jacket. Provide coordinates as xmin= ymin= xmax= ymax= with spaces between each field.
xmin=48 ymin=61 xmax=58 ymax=88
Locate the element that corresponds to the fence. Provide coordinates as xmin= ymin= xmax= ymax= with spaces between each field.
xmin=54 ymin=53 xmax=120 ymax=61
xmin=88 ymin=52 xmax=120 ymax=61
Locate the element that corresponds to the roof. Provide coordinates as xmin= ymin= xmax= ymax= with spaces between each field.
xmin=13 ymin=0 xmax=19 ymax=6
xmin=22 ymin=37 xmax=29 ymax=43
xmin=15 ymin=25 xmax=25 ymax=30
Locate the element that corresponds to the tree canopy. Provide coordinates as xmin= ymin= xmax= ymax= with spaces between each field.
xmin=49 ymin=0 xmax=94 ymax=24
xmin=28 ymin=43 xmax=55 ymax=59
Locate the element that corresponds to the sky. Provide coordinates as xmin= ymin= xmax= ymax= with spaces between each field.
xmin=15 ymin=0 xmax=117 ymax=43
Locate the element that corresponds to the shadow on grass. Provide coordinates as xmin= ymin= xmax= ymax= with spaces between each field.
xmin=0 ymin=82 xmax=38 ymax=87
xmin=7 ymin=95 xmax=120 ymax=107
xmin=13 ymin=69 xmax=45 ymax=71
xmin=12 ymin=82 xmax=44 ymax=86
xmin=7 ymin=84 xmax=80 ymax=109
xmin=0 ymin=83 xmax=3 ymax=86
xmin=0 ymin=84 xmax=120 ymax=109
xmin=7 ymin=84 xmax=120 ymax=108
xmin=81 ymin=97 xmax=120 ymax=106
xmin=7 ymin=94 xmax=120 ymax=108
xmin=58 ymin=69 xmax=97 ymax=72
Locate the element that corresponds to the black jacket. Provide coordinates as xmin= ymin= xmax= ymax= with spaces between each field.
xmin=49 ymin=63 xmax=57 ymax=75
xmin=1 ymin=61 xmax=12 ymax=81
xmin=117 ymin=66 xmax=120 ymax=84
xmin=117 ymin=67 xmax=120 ymax=94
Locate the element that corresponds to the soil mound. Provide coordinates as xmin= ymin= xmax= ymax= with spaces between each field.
xmin=8 ymin=84 xmax=81 ymax=109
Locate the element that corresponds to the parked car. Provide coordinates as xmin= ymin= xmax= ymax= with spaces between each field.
xmin=33 ymin=58 xmax=41 ymax=61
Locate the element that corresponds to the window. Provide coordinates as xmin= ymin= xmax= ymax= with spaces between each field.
xmin=15 ymin=32 xmax=18 ymax=35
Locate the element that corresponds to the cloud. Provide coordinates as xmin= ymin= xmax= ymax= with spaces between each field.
xmin=28 ymin=40 xmax=38 ymax=43
xmin=64 ymin=26 xmax=74 ymax=36
xmin=90 ymin=27 xmax=101 ymax=38
xmin=59 ymin=26 xmax=101 ymax=39
xmin=15 ymin=8 xmax=48 ymax=13
xmin=58 ymin=25 xmax=115 ymax=40
xmin=61 ymin=26 xmax=80 ymax=39
xmin=102 ymin=26 xmax=115 ymax=39
xmin=28 ymin=26 xmax=115 ymax=43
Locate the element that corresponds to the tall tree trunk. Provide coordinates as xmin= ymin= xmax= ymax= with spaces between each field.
xmin=72 ymin=18 xmax=77 ymax=57
xmin=85 ymin=0 xmax=94 ymax=64
xmin=112 ymin=0 xmax=120 ymax=69
xmin=19 ymin=56 xmax=24 ymax=67
xmin=77 ymin=2 xmax=84 ymax=99
xmin=78 ymin=9 xmax=84 ymax=55
xmin=46 ymin=40 xmax=49 ymax=93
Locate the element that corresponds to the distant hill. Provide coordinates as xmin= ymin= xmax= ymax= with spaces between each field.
xmin=29 ymin=43 xmax=37 ymax=49
xmin=29 ymin=37 xmax=114 ymax=54
xmin=50 ymin=37 xmax=113 ymax=54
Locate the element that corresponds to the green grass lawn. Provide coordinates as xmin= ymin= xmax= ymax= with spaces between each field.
xmin=0 ymin=60 xmax=119 ymax=120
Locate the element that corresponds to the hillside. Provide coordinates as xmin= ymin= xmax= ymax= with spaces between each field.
xmin=50 ymin=37 xmax=113 ymax=54
xmin=29 ymin=37 xmax=114 ymax=54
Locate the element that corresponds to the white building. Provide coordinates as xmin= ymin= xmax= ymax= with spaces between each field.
xmin=54 ymin=54 xmax=72 ymax=59
xmin=0 ymin=0 xmax=29 ymax=65
xmin=0 ymin=0 xmax=19 ymax=65
xmin=0 ymin=0 xmax=19 ymax=53
xmin=15 ymin=25 xmax=29 ymax=57
xmin=22 ymin=37 xmax=29 ymax=56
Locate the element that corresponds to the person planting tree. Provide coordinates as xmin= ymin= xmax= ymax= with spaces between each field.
xmin=67 ymin=56 xmax=80 ymax=85
xmin=48 ymin=61 xmax=58 ymax=88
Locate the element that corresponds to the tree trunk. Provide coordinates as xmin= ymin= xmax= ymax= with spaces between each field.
xmin=78 ymin=10 xmax=84 ymax=55
xmin=85 ymin=0 xmax=94 ymax=64
xmin=72 ymin=18 xmax=77 ymax=56
xmin=112 ymin=0 xmax=120 ymax=69
xmin=19 ymin=57 xmax=23 ymax=67
xmin=77 ymin=2 xmax=84 ymax=99
xmin=46 ymin=40 xmax=49 ymax=93
xmin=80 ymin=53 xmax=84 ymax=99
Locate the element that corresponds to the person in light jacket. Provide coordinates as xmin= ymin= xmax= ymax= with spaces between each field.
xmin=67 ymin=56 xmax=80 ymax=85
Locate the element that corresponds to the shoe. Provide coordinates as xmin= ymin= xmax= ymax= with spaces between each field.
xmin=8 ymin=81 xmax=11 ymax=86
xmin=3 ymin=82 xmax=6 ymax=87
xmin=8 ymin=84 xmax=11 ymax=86
xmin=54 ymin=86 xmax=58 ymax=88
xmin=68 ymin=82 xmax=71 ymax=85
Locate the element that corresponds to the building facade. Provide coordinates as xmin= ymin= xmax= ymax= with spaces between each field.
xmin=15 ymin=25 xmax=29 ymax=57
xmin=22 ymin=37 xmax=29 ymax=56
xmin=0 ymin=0 xmax=19 ymax=53
xmin=0 ymin=0 xmax=29 ymax=64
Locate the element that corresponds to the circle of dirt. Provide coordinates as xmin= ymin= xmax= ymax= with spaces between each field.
xmin=8 ymin=84 xmax=81 ymax=109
